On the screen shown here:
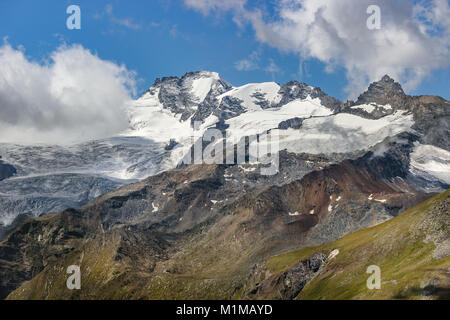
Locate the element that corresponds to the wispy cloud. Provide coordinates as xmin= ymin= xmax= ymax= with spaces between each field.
xmin=95 ymin=4 xmax=143 ymax=30
xmin=112 ymin=17 xmax=141 ymax=30
xmin=264 ymin=59 xmax=281 ymax=74
xmin=234 ymin=50 xmax=282 ymax=77
xmin=234 ymin=50 xmax=260 ymax=71
xmin=170 ymin=24 xmax=179 ymax=38
xmin=184 ymin=0 xmax=246 ymax=15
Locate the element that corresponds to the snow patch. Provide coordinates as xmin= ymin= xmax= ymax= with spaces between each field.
xmin=351 ymin=103 xmax=392 ymax=113
xmin=351 ymin=103 xmax=376 ymax=113
xmin=191 ymin=74 xmax=218 ymax=103
xmin=328 ymin=249 xmax=339 ymax=260
xmin=239 ymin=165 xmax=257 ymax=173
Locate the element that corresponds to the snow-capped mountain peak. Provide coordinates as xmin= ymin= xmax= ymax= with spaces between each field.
xmin=140 ymin=71 xmax=232 ymax=121
xmin=1 ymin=72 xmax=448 ymax=231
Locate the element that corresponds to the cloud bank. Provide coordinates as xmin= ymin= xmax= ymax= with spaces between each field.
xmin=0 ymin=43 xmax=136 ymax=145
xmin=185 ymin=0 xmax=450 ymax=98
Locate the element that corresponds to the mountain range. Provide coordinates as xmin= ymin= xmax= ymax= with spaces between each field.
xmin=0 ymin=71 xmax=448 ymax=299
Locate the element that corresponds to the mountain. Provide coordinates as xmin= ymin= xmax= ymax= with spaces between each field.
xmin=0 ymin=72 xmax=449 ymax=299
xmin=1 ymin=72 xmax=448 ymax=235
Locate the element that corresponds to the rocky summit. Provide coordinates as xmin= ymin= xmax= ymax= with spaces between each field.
xmin=0 ymin=72 xmax=449 ymax=300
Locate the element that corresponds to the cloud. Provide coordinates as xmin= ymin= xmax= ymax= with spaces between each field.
xmin=185 ymin=0 xmax=450 ymax=98
xmin=234 ymin=50 xmax=282 ymax=75
xmin=112 ymin=17 xmax=141 ymax=30
xmin=264 ymin=59 xmax=281 ymax=74
xmin=0 ymin=43 xmax=136 ymax=145
xmin=170 ymin=24 xmax=179 ymax=38
xmin=95 ymin=4 xmax=142 ymax=30
xmin=184 ymin=0 xmax=246 ymax=15
xmin=234 ymin=50 xmax=260 ymax=71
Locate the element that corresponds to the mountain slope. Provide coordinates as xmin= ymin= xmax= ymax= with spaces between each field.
xmin=245 ymin=189 xmax=449 ymax=300
xmin=0 ymin=139 xmax=437 ymax=299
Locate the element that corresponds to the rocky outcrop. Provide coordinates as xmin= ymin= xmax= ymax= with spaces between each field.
xmin=0 ymin=160 xmax=16 ymax=181
xmin=355 ymin=75 xmax=408 ymax=108
xmin=150 ymin=71 xmax=232 ymax=121
xmin=408 ymin=95 xmax=450 ymax=151
xmin=278 ymin=81 xmax=342 ymax=112
xmin=278 ymin=117 xmax=304 ymax=130
xmin=246 ymin=252 xmax=327 ymax=299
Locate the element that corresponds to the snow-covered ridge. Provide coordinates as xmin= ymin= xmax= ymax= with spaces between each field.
xmin=218 ymin=82 xmax=282 ymax=111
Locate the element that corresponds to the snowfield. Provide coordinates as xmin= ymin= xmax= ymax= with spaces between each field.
xmin=218 ymin=82 xmax=282 ymax=111
xmin=225 ymin=109 xmax=414 ymax=156
xmin=273 ymin=111 xmax=414 ymax=154
xmin=409 ymin=142 xmax=450 ymax=184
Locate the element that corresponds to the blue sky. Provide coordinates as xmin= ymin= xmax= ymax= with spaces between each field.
xmin=0 ymin=0 xmax=449 ymax=100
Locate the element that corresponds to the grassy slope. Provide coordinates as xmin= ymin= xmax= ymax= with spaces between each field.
xmin=264 ymin=189 xmax=450 ymax=300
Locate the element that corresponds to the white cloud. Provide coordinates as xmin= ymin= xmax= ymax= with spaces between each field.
xmin=234 ymin=50 xmax=260 ymax=71
xmin=112 ymin=17 xmax=141 ymax=30
xmin=185 ymin=0 xmax=450 ymax=98
xmin=0 ymin=43 xmax=136 ymax=145
xmin=264 ymin=59 xmax=281 ymax=74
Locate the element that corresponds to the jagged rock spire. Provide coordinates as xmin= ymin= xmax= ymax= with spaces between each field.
xmin=355 ymin=75 xmax=407 ymax=108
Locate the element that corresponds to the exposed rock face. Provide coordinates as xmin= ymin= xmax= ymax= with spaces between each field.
xmin=278 ymin=81 xmax=342 ymax=111
xmin=355 ymin=75 xmax=408 ymax=108
xmin=164 ymin=139 xmax=178 ymax=151
xmin=243 ymin=190 xmax=450 ymax=300
xmin=246 ymin=252 xmax=327 ymax=299
xmin=192 ymin=95 xmax=246 ymax=124
xmin=0 ymin=161 xmax=16 ymax=181
xmin=151 ymin=71 xmax=232 ymax=121
xmin=278 ymin=117 xmax=304 ymax=130
xmin=408 ymin=95 xmax=450 ymax=151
